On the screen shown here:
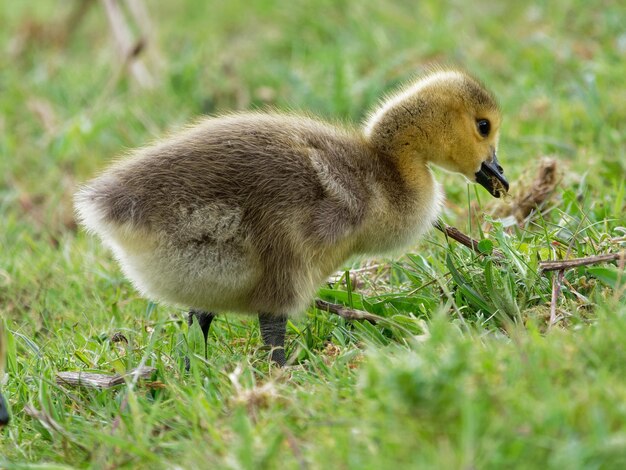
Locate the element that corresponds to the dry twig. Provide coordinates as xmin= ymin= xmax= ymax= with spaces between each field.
xmin=101 ymin=0 xmax=155 ymax=88
xmin=314 ymin=299 xmax=382 ymax=324
xmin=56 ymin=366 xmax=156 ymax=389
xmin=434 ymin=220 xmax=505 ymax=259
xmin=543 ymin=251 xmax=624 ymax=326
xmin=539 ymin=252 xmax=625 ymax=272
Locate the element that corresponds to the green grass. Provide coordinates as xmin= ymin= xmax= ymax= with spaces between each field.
xmin=1 ymin=0 xmax=625 ymax=467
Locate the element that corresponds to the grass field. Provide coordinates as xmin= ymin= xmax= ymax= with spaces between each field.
xmin=1 ymin=0 xmax=626 ymax=468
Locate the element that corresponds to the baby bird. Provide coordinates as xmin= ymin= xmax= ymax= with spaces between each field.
xmin=75 ymin=69 xmax=508 ymax=366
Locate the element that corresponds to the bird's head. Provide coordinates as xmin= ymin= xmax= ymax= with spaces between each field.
xmin=364 ymin=69 xmax=509 ymax=198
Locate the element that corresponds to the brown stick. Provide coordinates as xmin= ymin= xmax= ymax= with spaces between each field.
xmin=56 ymin=366 xmax=156 ymax=389
xmin=434 ymin=221 xmax=504 ymax=259
xmin=101 ymin=0 xmax=154 ymax=88
xmin=539 ymin=252 xmax=625 ymax=272
xmin=314 ymin=299 xmax=382 ymax=324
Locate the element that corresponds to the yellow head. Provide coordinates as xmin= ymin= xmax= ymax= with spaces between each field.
xmin=364 ymin=69 xmax=508 ymax=197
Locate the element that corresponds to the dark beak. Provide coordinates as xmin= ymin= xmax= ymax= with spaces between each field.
xmin=475 ymin=152 xmax=509 ymax=198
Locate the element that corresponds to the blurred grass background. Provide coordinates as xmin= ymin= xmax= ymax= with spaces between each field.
xmin=1 ymin=0 xmax=625 ymax=467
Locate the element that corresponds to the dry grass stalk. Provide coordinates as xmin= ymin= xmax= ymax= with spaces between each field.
xmin=101 ymin=0 xmax=155 ymax=88
xmin=493 ymin=157 xmax=561 ymax=224
xmin=56 ymin=366 xmax=156 ymax=389
xmin=539 ymin=252 xmax=625 ymax=272
xmin=314 ymin=299 xmax=383 ymax=324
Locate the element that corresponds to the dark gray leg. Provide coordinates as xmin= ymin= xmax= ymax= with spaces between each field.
xmin=186 ymin=310 xmax=215 ymax=371
xmin=258 ymin=313 xmax=287 ymax=366
xmin=188 ymin=310 xmax=216 ymax=358
xmin=0 ymin=391 xmax=9 ymax=426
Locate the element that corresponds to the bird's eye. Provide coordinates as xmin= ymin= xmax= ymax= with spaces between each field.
xmin=477 ymin=119 xmax=490 ymax=137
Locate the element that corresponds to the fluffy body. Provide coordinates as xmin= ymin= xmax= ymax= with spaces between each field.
xmin=75 ymin=69 xmax=501 ymax=319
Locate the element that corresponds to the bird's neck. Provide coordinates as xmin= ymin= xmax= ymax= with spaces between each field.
xmin=353 ymin=148 xmax=440 ymax=256
xmin=392 ymin=148 xmax=432 ymax=187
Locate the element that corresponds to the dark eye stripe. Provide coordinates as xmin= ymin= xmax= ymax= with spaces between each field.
xmin=477 ymin=119 xmax=490 ymax=137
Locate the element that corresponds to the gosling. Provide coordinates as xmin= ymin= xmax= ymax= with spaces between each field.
xmin=75 ymin=69 xmax=509 ymax=366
